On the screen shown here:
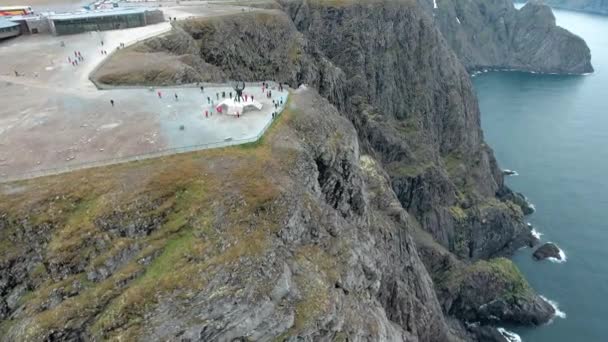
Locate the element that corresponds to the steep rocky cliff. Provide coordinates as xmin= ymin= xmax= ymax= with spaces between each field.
xmin=101 ymin=4 xmax=538 ymax=262
xmin=430 ymin=0 xmax=594 ymax=74
xmin=30 ymin=0 xmax=574 ymax=339
xmin=0 ymin=88 xmax=459 ymax=341
xmin=520 ymin=0 xmax=608 ymax=15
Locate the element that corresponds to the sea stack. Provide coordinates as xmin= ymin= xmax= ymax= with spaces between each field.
xmin=533 ymin=242 xmax=564 ymax=261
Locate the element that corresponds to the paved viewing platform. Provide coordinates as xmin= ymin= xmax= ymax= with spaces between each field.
xmin=0 ymin=5 xmax=288 ymax=182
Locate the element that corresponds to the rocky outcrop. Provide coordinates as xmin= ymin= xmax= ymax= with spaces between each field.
xmin=533 ymin=242 xmax=564 ymax=261
xmin=497 ymin=187 xmax=536 ymax=216
xmin=521 ymin=0 xmax=608 ymax=15
xmin=431 ymin=0 xmax=594 ymax=74
xmin=436 ymin=258 xmax=555 ymax=325
xmin=278 ymin=0 xmax=538 ymax=260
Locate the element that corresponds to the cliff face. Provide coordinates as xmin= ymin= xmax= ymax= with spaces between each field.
xmin=124 ymin=4 xmax=535 ymax=263
xmin=431 ymin=0 xmax=594 ymax=74
xmin=0 ymin=87 xmax=461 ymax=342
xmin=19 ymin=0 xmax=574 ymax=339
xmin=522 ymin=0 xmax=608 ymax=15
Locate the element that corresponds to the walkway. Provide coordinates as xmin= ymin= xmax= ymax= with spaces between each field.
xmin=0 ymin=5 xmax=287 ymax=182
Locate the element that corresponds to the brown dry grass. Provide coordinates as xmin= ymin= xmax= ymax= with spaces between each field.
xmin=0 ymin=95 xmax=299 ymax=340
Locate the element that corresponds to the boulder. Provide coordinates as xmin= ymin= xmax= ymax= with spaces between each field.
xmin=533 ymin=243 xmax=563 ymax=261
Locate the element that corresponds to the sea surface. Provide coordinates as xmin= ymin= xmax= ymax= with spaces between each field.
xmin=473 ymin=7 xmax=608 ymax=342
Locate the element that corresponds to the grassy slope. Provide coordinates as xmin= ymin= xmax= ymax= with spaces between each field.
xmin=0 ymin=98 xmax=298 ymax=340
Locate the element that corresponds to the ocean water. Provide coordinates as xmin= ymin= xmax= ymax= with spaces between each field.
xmin=473 ymin=8 xmax=608 ymax=341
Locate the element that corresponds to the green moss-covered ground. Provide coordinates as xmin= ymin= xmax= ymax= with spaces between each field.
xmin=441 ymin=257 xmax=535 ymax=304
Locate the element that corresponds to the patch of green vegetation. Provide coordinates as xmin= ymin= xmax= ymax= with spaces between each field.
xmin=395 ymin=116 xmax=420 ymax=136
xmin=476 ymin=197 xmax=510 ymax=212
xmin=293 ymin=274 xmax=330 ymax=332
xmin=47 ymin=196 xmax=106 ymax=258
xmin=290 ymin=245 xmax=340 ymax=333
xmin=387 ymin=161 xmax=432 ymax=178
xmin=0 ymin=233 xmax=20 ymax=261
xmin=451 ymin=223 xmax=471 ymax=259
xmin=92 ymin=229 xmax=205 ymax=337
xmin=288 ymin=39 xmax=301 ymax=64
xmin=474 ymin=258 xmax=533 ymax=299
xmin=445 ymin=258 xmax=533 ymax=302
xmin=442 ymin=152 xmax=463 ymax=177
xmin=23 ymin=262 xmax=144 ymax=340
xmin=334 ymin=331 xmax=349 ymax=342
xmin=0 ymin=320 xmax=15 ymax=338
xmin=449 ymin=205 xmax=467 ymax=221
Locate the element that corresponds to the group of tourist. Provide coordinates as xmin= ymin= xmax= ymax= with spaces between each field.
xmin=68 ymin=51 xmax=84 ymax=66
xmin=112 ymin=82 xmax=286 ymax=120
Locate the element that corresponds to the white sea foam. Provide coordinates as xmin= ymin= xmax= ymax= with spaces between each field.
xmin=433 ymin=0 xmax=438 ymax=9
xmin=503 ymin=169 xmax=519 ymax=176
xmin=540 ymin=295 xmax=567 ymax=321
xmin=531 ymin=228 xmax=543 ymax=240
xmin=547 ymin=246 xmax=567 ymax=263
xmin=497 ymin=328 xmax=522 ymax=342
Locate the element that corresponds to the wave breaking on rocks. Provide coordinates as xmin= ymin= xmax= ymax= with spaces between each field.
xmin=497 ymin=327 xmax=522 ymax=342
xmin=540 ymin=295 xmax=567 ymax=321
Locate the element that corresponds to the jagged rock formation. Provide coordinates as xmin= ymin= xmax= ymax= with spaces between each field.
xmin=533 ymin=242 xmax=564 ymax=260
xmin=7 ymin=0 xmax=583 ymax=340
xmin=520 ymin=0 xmax=608 ymax=15
xmin=431 ymin=0 xmax=594 ymax=74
